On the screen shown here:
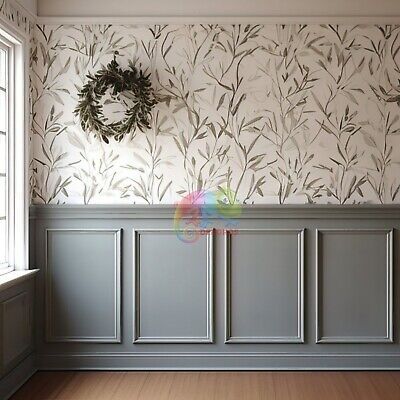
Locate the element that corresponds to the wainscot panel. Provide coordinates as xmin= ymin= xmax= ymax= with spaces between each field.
xmin=31 ymin=205 xmax=400 ymax=370
xmin=133 ymin=229 xmax=213 ymax=343
xmin=45 ymin=229 xmax=121 ymax=342
xmin=225 ymin=229 xmax=304 ymax=343
xmin=0 ymin=275 xmax=37 ymax=399
xmin=1 ymin=292 xmax=32 ymax=372
xmin=316 ymin=229 xmax=393 ymax=343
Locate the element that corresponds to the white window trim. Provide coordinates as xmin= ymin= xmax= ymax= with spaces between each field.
xmin=0 ymin=19 xmax=29 ymax=275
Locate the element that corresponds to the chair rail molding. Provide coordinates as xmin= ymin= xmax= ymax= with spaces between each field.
xmin=30 ymin=204 xmax=400 ymax=220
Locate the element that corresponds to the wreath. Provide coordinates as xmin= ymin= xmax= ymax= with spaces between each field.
xmin=74 ymin=55 xmax=157 ymax=143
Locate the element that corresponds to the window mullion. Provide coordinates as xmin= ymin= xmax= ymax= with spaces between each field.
xmin=0 ymin=42 xmax=8 ymax=271
xmin=7 ymin=40 xmax=15 ymax=271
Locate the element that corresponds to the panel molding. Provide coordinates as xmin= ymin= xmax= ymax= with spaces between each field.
xmin=0 ymin=291 xmax=31 ymax=373
xmin=45 ymin=228 xmax=121 ymax=343
xmin=225 ymin=229 xmax=304 ymax=344
xmin=315 ymin=229 xmax=393 ymax=344
xmin=133 ymin=229 xmax=214 ymax=343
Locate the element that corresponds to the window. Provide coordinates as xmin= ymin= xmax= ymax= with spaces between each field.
xmin=0 ymin=24 xmax=28 ymax=275
xmin=0 ymin=43 xmax=8 ymax=270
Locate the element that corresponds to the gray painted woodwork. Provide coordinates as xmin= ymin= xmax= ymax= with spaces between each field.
xmin=225 ymin=229 xmax=303 ymax=343
xmin=29 ymin=204 xmax=400 ymax=219
xmin=0 ymin=277 xmax=36 ymax=400
xmin=45 ymin=229 xmax=121 ymax=342
xmin=30 ymin=205 xmax=400 ymax=370
xmin=1 ymin=292 xmax=31 ymax=371
xmin=0 ymin=354 xmax=35 ymax=400
xmin=134 ymin=229 xmax=213 ymax=343
xmin=316 ymin=229 xmax=393 ymax=343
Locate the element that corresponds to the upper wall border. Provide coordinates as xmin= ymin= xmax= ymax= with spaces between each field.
xmin=36 ymin=16 xmax=400 ymax=25
xmin=30 ymin=204 xmax=400 ymax=220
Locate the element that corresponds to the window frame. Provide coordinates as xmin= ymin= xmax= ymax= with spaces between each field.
xmin=0 ymin=20 xmax=29 ymax=275
xmin=0 ymin=39 xmax=11 ymax=273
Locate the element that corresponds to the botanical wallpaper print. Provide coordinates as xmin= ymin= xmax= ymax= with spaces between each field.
xmin=0 ymin=0 xmax=34 ymax=35
xmin=31 ymin=24 xmax=400 ymax=204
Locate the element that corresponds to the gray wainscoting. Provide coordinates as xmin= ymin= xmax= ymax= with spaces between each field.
xmin=31 ymin=205 xmax=400 ymax=370
xmin=316 ymin=229 xmax=393 ymax=344
xmin=225 ymin=229 xmax=303 ymax=343
xmin=45 ymin=229 xmax=121 ymax=343
xmin=1 ymin=292 xmax=31 ymax=371
xmin=0 ymin=285 xmax=34 ymax=375
xmin=133 ymin=229 xmax=213 ymax=343
xmin=0 ymin=276 xmax=36 ymax=400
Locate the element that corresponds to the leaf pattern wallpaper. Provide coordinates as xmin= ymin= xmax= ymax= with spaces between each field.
xmin=30 ymin=24 xmax=400 ymax=204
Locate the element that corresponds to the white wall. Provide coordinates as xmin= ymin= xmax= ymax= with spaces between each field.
xmin=37 ymin=0 xmax=400 ymax=18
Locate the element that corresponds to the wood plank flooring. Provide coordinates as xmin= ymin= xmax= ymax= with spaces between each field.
xmin=10 ymin=371 xmax=400 ymax=400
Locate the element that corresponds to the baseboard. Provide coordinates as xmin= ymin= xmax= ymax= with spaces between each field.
xmin=37 ymin=353 xmax=400 ymax=370
xmin=0 ymin=353 xmax=37 ymax=400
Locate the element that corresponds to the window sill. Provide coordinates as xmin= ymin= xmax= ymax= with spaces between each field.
xmin=0 ymin=269 xmax=39 ymax=292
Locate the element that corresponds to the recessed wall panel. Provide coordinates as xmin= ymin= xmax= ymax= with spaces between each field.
xmin=45 ymin=229 xmax=121 ymax=342
xmin=134 ymin=229 xmax=213 ymax=343
xmin=316 ymin=229 xmax=393 ymax=343
xmin=1 ymin=292 xmax=32 ymax=373
xmin=225 ymin=229 xmax=304 ymax=343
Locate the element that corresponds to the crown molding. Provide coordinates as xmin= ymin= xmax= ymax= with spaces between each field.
xmin=12 ymin=0 xmax=37 ymax=21
xmin=0 ymin=0 xmax=35 ymax=37
xmin=36 ymin=15 xmax=400 ymax=25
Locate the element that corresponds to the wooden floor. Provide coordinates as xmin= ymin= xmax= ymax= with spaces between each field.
xmin=10 ymin=371 xmax=400 ymax=400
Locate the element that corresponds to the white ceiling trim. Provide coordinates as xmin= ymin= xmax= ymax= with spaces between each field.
xmin=36 ymin=15 xmax=400 ymax=25
xmin=13 ymin=0 xmax=37 ymax=21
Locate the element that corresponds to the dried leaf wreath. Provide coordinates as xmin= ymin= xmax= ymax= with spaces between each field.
xmin=74 ymin=55 xmax=157 ymax=143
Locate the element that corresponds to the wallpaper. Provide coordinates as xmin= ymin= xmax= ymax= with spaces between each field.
xmin=0 ymin=0 xmax=34 ymax=35
xmin=30 ymin=24 xmax=400 ymax=204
